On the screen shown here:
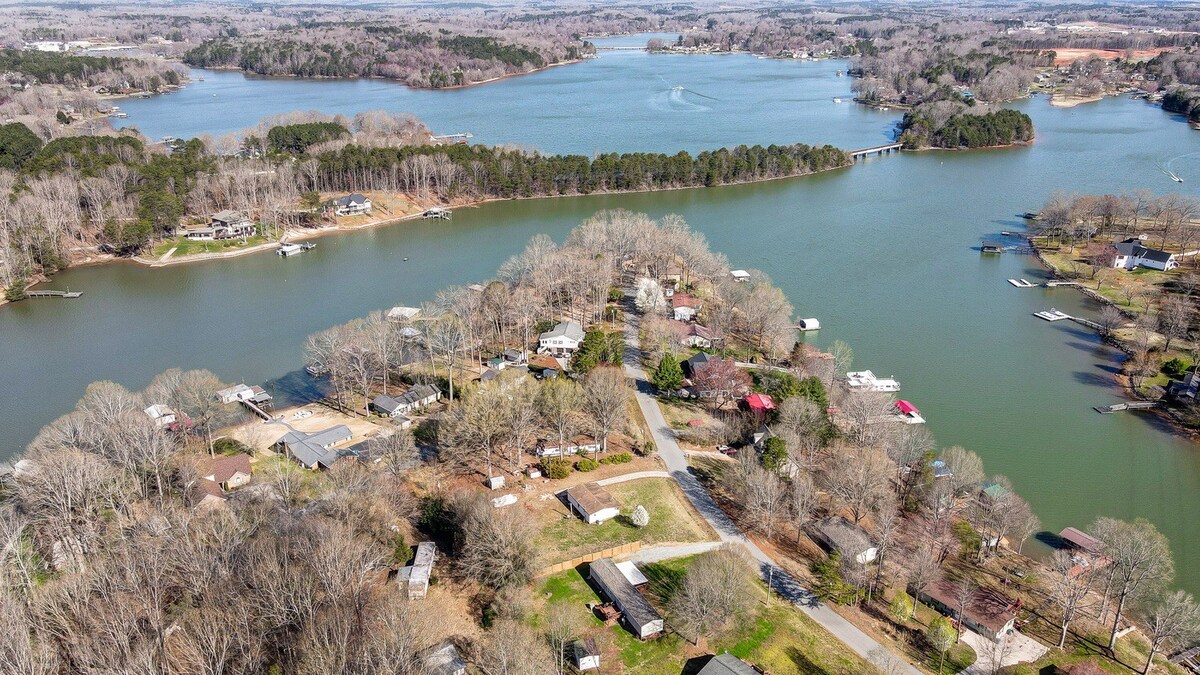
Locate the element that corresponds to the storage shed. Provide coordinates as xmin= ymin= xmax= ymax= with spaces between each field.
xmin=565 ymin=482 xmax=621 ymax=524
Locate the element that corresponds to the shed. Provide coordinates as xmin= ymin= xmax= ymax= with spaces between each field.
xmin=807 ymin=516 xmax=878 ymax=564
xmin=743 ymin=393 xmax=776 ymax=413
xmin=421 ymin=640 xmax=466 ymax=675
xmin=565 ymin=482 xmax=620 ymax=524
xmin=409 ymin=541 xmax=436 ymax=599
xmin=572 ymin=638 xmax=601 ymax=671
xmin=587 ymin=557 xmax=664 ymax=639
xmin=730 ymin=270 xmax=751 ymax=282
xmin=486 ymin=475 xmax=506 ymax=490
xmin=698 ymin=653 xmax=760 ymax=675
xmin=797 ymin=318 xmax=821 ymax=331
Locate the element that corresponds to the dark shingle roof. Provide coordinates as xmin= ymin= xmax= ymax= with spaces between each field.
xmin=588 ymin=557 xmax=661 ymax=631
xmin=698 ymin=653 xmax=759 ymax=675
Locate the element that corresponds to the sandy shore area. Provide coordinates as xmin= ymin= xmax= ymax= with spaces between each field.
xmin=1049 ymin=93 xmax=1104 ymax=108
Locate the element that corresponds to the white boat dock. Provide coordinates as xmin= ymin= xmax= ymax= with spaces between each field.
xmin=422 ymin=207 xmax=452 ymax=220
xmin=277 ymin=243 xmax=302 ymax=256
xmin=1008 ymin=278 xmax=1037 ymax=288
xmin=846 ymin=370 xmax=901 ymax=392
xmin=1034 ymin=308 xmax=1070 ymax=322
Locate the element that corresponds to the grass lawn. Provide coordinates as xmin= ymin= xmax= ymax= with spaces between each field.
xmin=537 ymin=555 xmax=878 ymax=675
xmin=151 ymin=234 xmax=269 ymax=257
xmin=535 ymin=478 xmax=715 ymax=565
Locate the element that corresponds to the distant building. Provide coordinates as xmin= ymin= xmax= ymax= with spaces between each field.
xmin=743 ymin=393 xmax=776 ymax=414
xmin=143 ymin=404 xmax=177 ymax=429
xmin=386 ymin=306 xmax=421 ymax=322
xmin=214 ymin=383 xmax=273 ymax=405
xmin=370 ymin=395 xmax=414 ymax=426
xmin=538 ymin=320 xmax=585 ymax=356
xmin=672 ymin=293 xmax=701 ymax=321
xmin=845 ymin=370 xmax=900 ymax=392
xmin=572 ymin=638 xmax=601 ymax=671
xmin=198 ymin=453 xmax=253 ymax=491
xmin=332 ymin=193 xmax=372 ymax=216
xmin=673 ymin=320 xmax=716 ymax=349
xmin=587 ymin=557 xmax=664 ymax=638
xmin=408 ymin=541 xmax=436 ymax=599
xmin=730 ymin=270 xmax=751 ymax=282
xmin=564 ymin=482 xmax=621 ymax=524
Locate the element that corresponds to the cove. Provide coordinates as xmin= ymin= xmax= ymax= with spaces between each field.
xmin=4 ymin=43 xmax=1200 ymax=589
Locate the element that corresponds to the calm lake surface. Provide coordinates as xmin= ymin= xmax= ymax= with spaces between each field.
xmin=6 ymin=41 xmax=1200 ymax=588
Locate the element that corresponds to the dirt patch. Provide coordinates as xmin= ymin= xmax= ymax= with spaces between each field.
xmin=225 ymin=404 xmax=393 ymax=454
xmin=1051 ymin=47 xmax=1173 ymax=66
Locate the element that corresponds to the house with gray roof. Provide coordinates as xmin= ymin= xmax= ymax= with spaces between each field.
xmin=587 ymin=557 xmax=663 ymax=639
xmin=698 ymin=653 xmax=760 ymax=675
xmin=1112 ymin=238 xmax=1178 ymax=271
xmin=275 ymin=425 xmax=353 ymax=470
xmin=538 ymin=320 xmax=586 ymax=357
xmin=391 ymin=384 xmax=441 ymax=414
xmin=186 ymin=210 xmax=255 ymax=241
xmin=806 ymin=516 xmax=878 ymax=564
xmin=332 ymin=193 xmax=372 ymax=216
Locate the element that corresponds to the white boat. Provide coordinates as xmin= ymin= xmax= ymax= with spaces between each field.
xmin=277 ymin=243 xmax=303 ymax=256
xmin=833 ymin=97 xmax=843 ymax=103
xmin=846 ymin=370 xmax=901 ymax=392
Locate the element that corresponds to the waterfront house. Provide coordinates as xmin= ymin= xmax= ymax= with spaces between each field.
xmin=391 ymin=384 xmax=441 ymax=414
xmin=587 ymin=557 xmax=664 ymax=639
xmin=386 ymin=306 xmax=421 ymax=322
xmin=1112 ymin=238 xmax=1178 ymax=271
xmin=564 ymin=482 xmax=621 ymax=524
xmin=186 ymin=210 xmax=255 ymax=241
xmin=698 ymin=653 xmax=759 ymax=675
xmin=730 ymin=270 xmax=751 ymax=282
xmin=502 ymin=348 xmax=527 ymax=364
xmin=845 ymin=370 xmax=900 ymax=392
xmin=538 ymin=320 xmax=585 ymax=357
xmin=143 ymin=404 xmax=177 ymax=429
xmin=672 ymin=293 xmax=701 ymax=321
xmin=895 ymin=399 xmax=925 ymax=424
xmin=198 ymin=453 xmax=252 ymax=491
xmin=275 ymin=425 xmax=353 ymax=470
xmin=332 ymin=193 xmax=372 ymax=216
xmin=537 ymin=438 xmax=600 ymax=458
xmin=214 ymin=383 xmax=272 ymax=406
xmin=1060 ymin=526 xmax=1110 ymax=575
xmin=807 ymin=516 xmax=878 ymax=564
xmin=916 ymin=579 xmax=1019 ymax=642
xmin=1169 ymin=371 xmax=1200 ymax=399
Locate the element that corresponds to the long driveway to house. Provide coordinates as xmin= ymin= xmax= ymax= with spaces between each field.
xmin=620 ymin=289 xmax=922 ymax=674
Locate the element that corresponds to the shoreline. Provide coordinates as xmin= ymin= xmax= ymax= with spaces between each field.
xmin=51 ymin=162 xmax=859 ymax=273
xmin=1029 ymin=240 xmax=1200 ymax=440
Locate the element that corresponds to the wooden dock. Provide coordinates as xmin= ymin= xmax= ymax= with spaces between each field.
xmin=27 ymin=290 xmax=82 ymax=299
xmin=422 ymin=207 xmax=452 ymax=220
xmin=1008 ymin=279 xmax=1037 ymax=288
xmin=1094 ymin=401 xmax=1158 ymax=414
xmin=1045 ymin=281 xmax=1081 ymax=287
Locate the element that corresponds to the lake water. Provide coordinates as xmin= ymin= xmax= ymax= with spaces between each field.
xmin=6 ymin=42 xmax=1200 ymax=588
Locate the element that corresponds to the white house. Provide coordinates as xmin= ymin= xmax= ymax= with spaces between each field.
xmin=564 ymin=482 xmax=620 ymax=524
xmin=143 ymin=404 xmax=177 ymax=428
xmin=538 ymin=320 xmax=585 ymax=356
xmin=391 ymin=384 xmax=442 ymax=414
xmin=332 ymin=193 xmax=372 ymax=216
xmin=386 ymin=306 xmax=421 ymax=322
xmin=1112 ymin=239 xmax=1178 ymax=271
xmin=674 ymin=320 xmax=716 ymax=348
xmin=672 ymin=294 xmax=701 ymax=322
xmin=588 ymin=557 xmax=664 ymax=639
xmin=730 ymin=269 xmax=751 ymax=282
xmin=185 ymin=210 xmax=255 ymax=241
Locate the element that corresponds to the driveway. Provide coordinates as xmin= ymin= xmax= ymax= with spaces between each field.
xmin=960 ymin=629 xmax=1048 ymax=674
xmin=619 ymin=291 xmax=921 ymax=674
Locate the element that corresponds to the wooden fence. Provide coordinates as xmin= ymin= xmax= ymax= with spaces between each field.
xmin=536 ymin=541 xmax=641 ymax=577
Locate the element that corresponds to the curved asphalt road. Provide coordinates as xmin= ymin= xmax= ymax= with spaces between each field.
xmin=620 ymin=290 xmax=921 ymax=674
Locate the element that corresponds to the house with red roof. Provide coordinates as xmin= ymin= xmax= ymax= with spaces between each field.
xmin=743 ymin=393 xmax=776 ymax=413
xmin=672 ymin=294 xmax=702 ymax=321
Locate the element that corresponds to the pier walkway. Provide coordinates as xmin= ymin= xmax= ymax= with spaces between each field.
xmin=1094 ymin=401 xmax=1158 ymax=414
xmin=27 ymin=290 xmax=82 ymax=299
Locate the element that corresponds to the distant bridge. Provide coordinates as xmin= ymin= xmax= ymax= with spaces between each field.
xmin=848 ymin=142 xmax=904 ymax=160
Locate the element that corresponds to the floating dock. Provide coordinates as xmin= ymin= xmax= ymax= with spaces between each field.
xmin=1045 ymin=280 xmax=1081 ymax=287
xmin=422 ymin=207 xmax=452 ymax=220
xmin=27 ymin=290 xmax=82 ymax=299
xmin=1094 ymin=401 xmax=1158 ymax=414
xmin=1008 ymin=279 xmax=1037 ymax=288
xmin=1034 ymin=308 xmax=1070 ymax=321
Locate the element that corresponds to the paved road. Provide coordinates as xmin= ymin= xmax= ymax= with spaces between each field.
xmin=620 ymin=292 xmax=921 ymax=674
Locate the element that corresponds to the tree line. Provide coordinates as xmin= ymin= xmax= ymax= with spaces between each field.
xmin=899 ymin=103 xmax=1034 ymax=149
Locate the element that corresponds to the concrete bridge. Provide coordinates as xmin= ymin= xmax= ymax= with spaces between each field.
xmin=848 ymin=142 xmax=904 ymax=160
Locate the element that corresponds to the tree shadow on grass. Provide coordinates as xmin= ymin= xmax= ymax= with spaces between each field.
xmin=786 ymin=646 xmax=832 ymax=674
xmin=639 ymin=561 xmax=687 ymax=604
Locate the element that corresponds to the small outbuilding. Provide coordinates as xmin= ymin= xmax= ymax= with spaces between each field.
xmin=572 ymin=638 xmax=601 ymax=671
xmin=408 ymin=541 xmax=436 ymax=600
xmin=807 ymin=516 xmax=878 ymax=565
xmin=797 ymin=318 xmax=821 ymax=331
xmin=565 ymin=482 xmax=621 ymax=524
xmin=421 ymin=640 xmax=467 ymax=675
xmin=587 ymin=557 xmax=664 ymax=639
xmin=730 ymin=270 xmax=751 ymax=282
xmin=698 ymin=653 xmax=760 ymax=675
